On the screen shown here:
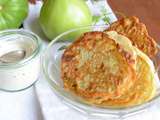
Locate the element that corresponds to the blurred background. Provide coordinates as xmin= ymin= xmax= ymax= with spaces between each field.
xmin=29 ymin=0 xmax=159 ymax=42
xmin=108 ymin=0 xmax=160 ymax=43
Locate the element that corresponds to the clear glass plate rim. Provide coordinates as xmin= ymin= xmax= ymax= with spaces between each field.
xmin=42 ymin=25 xmax=160 ymax=116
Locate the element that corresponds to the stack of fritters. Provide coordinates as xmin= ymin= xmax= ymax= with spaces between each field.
xmin=61 ymin=16 xmax=157 ymax=107
xmin=62 ymin=32 xmax=136 ymax=103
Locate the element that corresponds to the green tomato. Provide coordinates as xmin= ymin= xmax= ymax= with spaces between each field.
xmin=39 ymin=0 xmax=92 ymax=40
xmin=0 ymin=0 xmax=28 ymax=30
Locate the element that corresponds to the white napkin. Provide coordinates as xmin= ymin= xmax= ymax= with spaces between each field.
xmin=35 ymin=76 xmax=160 ymax=120
xmin=24 ymin=1 xmax=160 ymax=120
xmin=0 ymin=86 xmax=44 ymax=120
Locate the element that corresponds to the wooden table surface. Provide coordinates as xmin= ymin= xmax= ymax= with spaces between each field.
xmin=108 ymin=0 xmax=160 ymax=43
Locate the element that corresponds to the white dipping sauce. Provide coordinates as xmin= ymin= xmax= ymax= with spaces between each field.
xmin=0 ymin=30 xmax=41 ymax=91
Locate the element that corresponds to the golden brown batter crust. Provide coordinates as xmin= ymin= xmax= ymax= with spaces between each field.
xmin=61 ymin=32 xmax=136 ymax=104
xmin=97 ymin=55 xmax=155 ymax=107
xmin=105 ymin=16 xmax=157 ymax=58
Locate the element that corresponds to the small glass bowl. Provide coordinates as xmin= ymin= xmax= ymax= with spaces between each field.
xmin=42 ymin=25 xmax=160 ymax=119
xmin=0 ymin=29 xmax=42 ymax=92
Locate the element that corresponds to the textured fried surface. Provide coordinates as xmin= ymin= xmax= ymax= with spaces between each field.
xmin=105 ymin=16 xmax=157 ymax=58
xmin=61 ymin=32 xmax=136 ymax=104
xmin=101 ymin=53 xmax=156 ymax=107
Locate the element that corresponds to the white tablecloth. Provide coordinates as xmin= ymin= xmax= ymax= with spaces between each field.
xmin=0 ymin=86 xmax=44 ymax=120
